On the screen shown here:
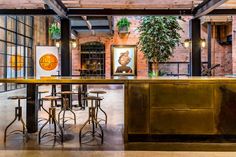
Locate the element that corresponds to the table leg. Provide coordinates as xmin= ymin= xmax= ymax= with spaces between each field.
xmin=26 ymin=84 xmax=38 ymax=133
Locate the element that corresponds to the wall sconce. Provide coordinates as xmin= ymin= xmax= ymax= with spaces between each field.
xmin=71 ymin=40 xmax=77 ymax=48
xmin=200 ymin=39 xmax=206 ymax=48
xmin=184 ymin=38 xmax=206 ymax=48
xmin=55 ymin=40 xmax=60 ymax=48
xmin=54 ymin=40 xmax=77 ymax=49
xmin=184 ymin=39 xmax=191 ymax=48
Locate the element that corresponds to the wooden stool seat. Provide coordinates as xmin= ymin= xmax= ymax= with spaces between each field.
xmin=83 ymin=96 xmax=103 ymax=101
xmin=42 ymin=96 xmax=61 ymax=101
xmin=8 ymin=96 xmax=28 ymax=100
xmin=57 ymin=91 xmax=76 ymax=95
xmin=89 ymin=90 xmax=106 ymax=95
xmin=38 ymin=90 xmax=49 ymax=94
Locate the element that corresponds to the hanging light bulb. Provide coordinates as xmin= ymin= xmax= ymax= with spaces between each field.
xmin=71 ymin=40 xmax=77 ymax=48
xmin=184 ymin=39 xmax=191 ymax=48
xmin=55 ymin=40 xmax=60 ymax=48
xmin=201 ymin=39 xmax=206 ymax=48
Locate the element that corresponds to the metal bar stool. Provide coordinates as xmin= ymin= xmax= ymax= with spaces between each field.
xmin=57 ymin=91 xmax=76 ymax=128
xmin=76 ymin=85 xmax=88 ymax=110
xmin=38 ymin=96 xmax=63 ymax=144
xmin=51 ymin=85 xmax=60 ymax=107
xmin=90 ymin=90 xmax=107 ymax=125
xmin=79 ymin=96 xmax=104 ymax=145
xmin=4 ymin=96 xmax=29 ymax=143
xmin=38 ymin=90 xmax=49 ymax=111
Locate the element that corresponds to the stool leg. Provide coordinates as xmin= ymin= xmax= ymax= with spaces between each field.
xmin=68 ymin=108 xmax=76 ymax=125
xmin=51 ymin=113 xmax=63 ymax=143
xmin=62 ymin=109 xmax=66 ymax=128
xmin=38 ymin=119 xmax=49 ymax=144
xmin=4 ymin=115 xmax=17 ymax=143
xmin=38 ymin=93 xmax=41 ymax=111
xmin=97 ymin=121 xmax=104 ymax=144
xmin=98 ymin=101 xmax=107 ymax=125
xmin=58 ymin=109 xmax=63 ymax=125
xmin=79 ymin=119 xmax=90 ymax=144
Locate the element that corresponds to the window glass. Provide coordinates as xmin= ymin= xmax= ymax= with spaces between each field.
xmin=25 ymin=26 xmax=32 ymax=37
xmin=7 ymin=17 xmax=15 ymax=31
xmin=0 ymin=41 xmax=5 ymax=54
xmin=0 ymin=53 xmax=5 ymax=67
xmin=0 ymin=16 xmax=33 ymax=91
xmin=17 ymin=22 xmax=24 ymax=35
xmin=0 ymin=16 xmax=5 ymax=28
xmin=0 ymin=28 xmax=5 ymax=40
xmin=17 ymin=35 xmax=24 ymax=45
xmin=7 ymin=31 xmax=15 ymax=43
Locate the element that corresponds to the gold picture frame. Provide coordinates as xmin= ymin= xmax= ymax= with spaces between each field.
xmin=111 ymin=45 xmax=137 ymax=76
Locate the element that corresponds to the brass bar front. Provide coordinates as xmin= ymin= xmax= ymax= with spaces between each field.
xmin=1 ymin=77 xmax=236 ymax=142
xmin=126 ymin=81 xmax=236 ymax=142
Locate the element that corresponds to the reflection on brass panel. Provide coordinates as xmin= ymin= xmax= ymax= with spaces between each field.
xmin=150 ymin=110 xmax=215 ymax=134
xmin=218 ymin=86 xmax=236 ymax=134
xmin=184 ymin=84 xmax=214 ymax=108
xmin=127 ymin=83 xmax=149 ymax=134
xmin=150 ymin=84 xmax=213 ymax=109
xmin=150 ymin=84 xmax=186 ymax=108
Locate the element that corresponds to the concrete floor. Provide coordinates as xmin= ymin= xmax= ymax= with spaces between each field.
xmin=1 ymin=85 xmax=236 ymax=156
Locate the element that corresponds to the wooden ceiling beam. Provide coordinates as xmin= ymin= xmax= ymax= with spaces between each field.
xmin=62 ymin=0 xmax=203 ymax=9
xmin=107 ymin=16 xmax=114 ymax=35
xmin=43 ymin=0 xmax=67 ymax=18
xmin=68 ymin=9 xmax=193 ymax=16
xmin=194 ymin=0 xmax=229 ymax=18
xmin=0 ymin=9 xmax=56 ymax=15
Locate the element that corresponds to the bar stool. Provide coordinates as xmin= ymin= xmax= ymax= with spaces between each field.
xmin=4 ymin=96 xmax=29 ymax=143
xmin=79 ymin=96 xmax=104 ymax=145
xmin=76 ymin=85 xmax=88 ymax=109
xmin=51 ymin=85 xmax=60 ymax=107
xmin=57 ymin=91 xmax=76 ymax=128
xmin=38 ymin=90 xmax=49 ymax=111
xmin=38 ymin=90 xmax=49 ymax=123
xmin=38 ymin=96 xmax=63 ymax=144
xmin=90 ymin=90 xmax=107 ymax=125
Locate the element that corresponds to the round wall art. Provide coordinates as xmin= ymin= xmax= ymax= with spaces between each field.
xmin=39 ymin=53 xmax=58 ymax=71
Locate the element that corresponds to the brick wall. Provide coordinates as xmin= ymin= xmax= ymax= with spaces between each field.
xmin=232 ymin=16 xmax=236 ymax=74
xmin=201 ymin=22 xmax=232 ymax=76
xmin=72 ymin=16 xmax=234 ymax=77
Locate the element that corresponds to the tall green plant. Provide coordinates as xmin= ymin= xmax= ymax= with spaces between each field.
xmin=138 ymin=16 xmax=182 ymax=66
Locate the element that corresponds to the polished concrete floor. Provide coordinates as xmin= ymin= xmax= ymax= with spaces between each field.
xmin=0 ymin=85 xmax=124 ymax=150
xmin=1 ymin=85 xmax=236 ymax=156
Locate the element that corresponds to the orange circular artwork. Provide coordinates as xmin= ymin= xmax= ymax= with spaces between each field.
xmin=39 ymin=53 xmax=58 ymax=71
xmin=10 ymin=55 xmax=24 ymax=70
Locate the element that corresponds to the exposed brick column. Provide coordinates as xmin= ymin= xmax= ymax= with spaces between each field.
xmin=233 ymin=16 xmax=236 ymax=74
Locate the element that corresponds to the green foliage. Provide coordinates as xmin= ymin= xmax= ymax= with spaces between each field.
xmin=138 ymin=16 xmax=183 ymax=62
xmin=48 ymin=22 xmax=61 ymax=39
xmin=116 ymin=17 xmax=131 ymax=31
xmin=148 ymin=70 xmax=168 ymax=77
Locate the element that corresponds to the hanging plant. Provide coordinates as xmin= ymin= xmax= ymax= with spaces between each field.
xmin=116 ymin=17 xmax=131 ymax=32
xmin=49 ymin=22 xmax=61 ymax=40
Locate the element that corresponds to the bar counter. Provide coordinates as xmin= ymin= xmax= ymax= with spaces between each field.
xmin=1 ymin=76 xmax=236 ymax=142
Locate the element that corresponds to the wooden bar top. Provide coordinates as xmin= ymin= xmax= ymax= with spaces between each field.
xmin=1 ymin=76 xmax=236 ymax=84
xmin=0 ymin=76 xmax=236 ymax=84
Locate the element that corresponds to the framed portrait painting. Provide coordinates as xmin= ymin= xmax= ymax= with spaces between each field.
xmin=111 ymin=45 xmax=137 ymax=76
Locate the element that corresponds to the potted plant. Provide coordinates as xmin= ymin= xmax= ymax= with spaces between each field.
xmin=49 ymin=22 xmax=61 ymax=40
xmin=138 ymin=16 xmax=183 ymax=76
xmin=116 ymin=17 xmax=131 ymax=32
